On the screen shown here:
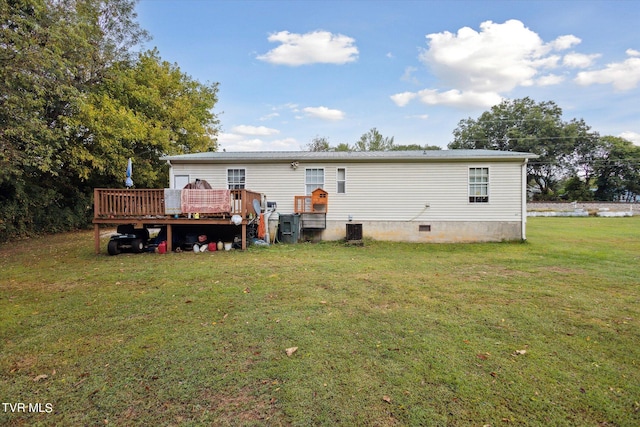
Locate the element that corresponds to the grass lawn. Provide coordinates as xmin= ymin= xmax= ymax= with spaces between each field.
xmin=1 ymin=217 xmax=639 ymax=426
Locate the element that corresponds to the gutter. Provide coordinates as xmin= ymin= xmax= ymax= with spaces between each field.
xmin=166 ymin=160 xmax=173 ymax=189
xmin=521 ymin=158 xmax=528 ymax=241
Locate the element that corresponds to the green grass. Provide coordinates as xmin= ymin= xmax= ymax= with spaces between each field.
xmin=1 ymin=217 xmax=639 ymax=426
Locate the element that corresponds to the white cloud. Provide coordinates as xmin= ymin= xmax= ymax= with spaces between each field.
xmin=259 ymin=112 xmax=280 ymax=121
xmin=619 ymin=131 xmax=640 ymax=146
xmin=302 ymin=106 xmax=345 ymax=121
xmin=231 ymin=125 xmax=280 ymax=136
xmin=575 ymin=52 xmax=640 ymax=91
xmin=217 ymin=132 xmax=244 ymax=144
xmin=394 ymin=20 xmax=591 ymax=110
xmin=390 ymin=91 xmax=417 ymax=107
xmin=548 ymin=35 xmax=581 ymax=51
xmin=270 ymin=137 xmax=299 ymax=149
xmin=257 ymin=30 xmax=358 ymax=66
xmin=217 ymin=132 xmax=298 ymax=152
xmin=626 ymin=49 xmax=640 ymax=57
xmin=419 ymin=20 xmax=578 ymax=93
xmin=401 ymin=66 xmax=420 ymax=85
xmin=415 ymin=89 xmax=502 ymax=109
xmin=563 ymin=52 xmax=601 ymax=68
xmin=392 ymin=88 xmax=501 ymax=109
xmin=217 ymin=133 xmax=265 ymax=152
xmin=535 ymin=74 xmax=565 ymax=86
xmin=406 ymin=114 xmax=430 ymax=120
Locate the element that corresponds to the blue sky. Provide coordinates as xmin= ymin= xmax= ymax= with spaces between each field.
xmin=135 ymin=0 xmax=640 ymax=151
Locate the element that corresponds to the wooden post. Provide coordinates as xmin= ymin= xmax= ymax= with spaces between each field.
xmin=242 ymin=223 xmax=247 ymax=250
xmin=166 ymin=224 xmax=173 ymax=252
xmin=94 ymin=224 xmax=101 ymax=254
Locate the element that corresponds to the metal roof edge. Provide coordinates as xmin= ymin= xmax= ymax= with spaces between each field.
xmin=161 ymin=149 xmax=539 ymax=163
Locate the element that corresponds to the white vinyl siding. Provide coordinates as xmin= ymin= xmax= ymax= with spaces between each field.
xmin=174 ymin=175 xmax=190 ymax=189
xmin=169 ymin=161 xmax=523 ymax=222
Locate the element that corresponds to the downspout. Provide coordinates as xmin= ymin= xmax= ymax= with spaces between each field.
xmin=166 ymin=160 xmax=173 ymax=189
xmin=521 ymin=158 xmax=528 ymax=241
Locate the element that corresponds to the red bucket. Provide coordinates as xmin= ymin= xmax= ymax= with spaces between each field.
xmin=208 ymin=242 xmax=217 ymax=252
xmin=158 ymin=241 xmax=167 ymax=254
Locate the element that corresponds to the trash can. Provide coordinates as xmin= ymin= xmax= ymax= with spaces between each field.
xmin=279 ymin=214 xmax=300 ymax=243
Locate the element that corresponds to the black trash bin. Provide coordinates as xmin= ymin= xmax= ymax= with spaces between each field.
xmin=279 ymin=214 xmax=300 ymax=243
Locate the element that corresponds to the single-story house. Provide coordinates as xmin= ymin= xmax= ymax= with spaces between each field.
xmin=161 ymin=149 xmax=538 ymax=243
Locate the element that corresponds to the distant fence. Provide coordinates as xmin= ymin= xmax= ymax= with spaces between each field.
xmin=528 ymin=202 xmax=638 ymax=216
xmin=529 ymin=202 xmax=639 ymax=212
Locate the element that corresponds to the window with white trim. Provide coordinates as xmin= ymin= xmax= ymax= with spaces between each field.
xmin=305 ymin=168 xmax=324 ymax=195
xmin=469 ymin=167 xmax=489 ymax=203
xmin=337 ymin=168 xmax=346 ymax=194
xmin=227 ymin=169 xmax=245 ymax=189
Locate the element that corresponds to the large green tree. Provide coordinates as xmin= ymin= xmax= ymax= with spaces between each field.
xmin=449 ymin=98 xmax=599 ymax=199
xmin=0 ymin=0 xmax=148 ymax=184
xmin=66 ymin=49 xmax=219 ymax=188
xmin=0 ymin=0 xmax=219 ymax=241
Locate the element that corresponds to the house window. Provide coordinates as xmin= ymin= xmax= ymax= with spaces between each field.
xmin=337 ymin=168 xmax=346 ymax=194
xmin=469 ymin=167 xmax=489 ymax=203
xmin=305 ymin=168 xmax=324 ymax=195
xmin=227 ymin=169 xmax=245 ymax=189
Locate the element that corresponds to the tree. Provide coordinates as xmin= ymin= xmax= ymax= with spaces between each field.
xmin=1 ymin=0 xmax=150 ymax=240
xmin=0 ymin=0 xmax=219 ymax=241
xmin=355 ymin=128 xmax=394 ymax=151
xmin=306 ymin=136 xmax=331 ymax=152
xmin=449 ymin=98 xmax=599 ymax=200
xmin=593 ymin=136 xmax=640 ymax=201
xmin=0 ymin=0 xmax=149 ymax=185
xmin=333 ymin=143 xmax=353 ymax=152
xmin=65 ymin=49 xmax=219 ymax=188
xmin=561 ymin=176 xmax=594 ymax=201
xmin=391 ymin=144 xmax=441 ymax=151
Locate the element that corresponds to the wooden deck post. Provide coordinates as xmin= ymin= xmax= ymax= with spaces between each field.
xmin=167 ymin=224 xmax=173 ymax=252
xmin=94 ymin=224 xmax=101 ymax=254
xmin=242 ymin=223 xmax=247 ymax=250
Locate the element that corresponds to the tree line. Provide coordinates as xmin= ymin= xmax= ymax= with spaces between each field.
xmin=310 ymin=98 xmax=640 ymax=203
xmin=1 ymin=0 xmax=219 ymax=242
xmin=306 ymin=128 xmax=441 ymax=152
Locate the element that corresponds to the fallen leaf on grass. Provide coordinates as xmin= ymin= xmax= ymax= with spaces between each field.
xmin=513 ymin=349 xmax=527 ymax=356
xmin=33 ymin=374 xmax=48 ymax=382
xmin=243 ymin=287 xmax=251 ymax=293
xmin=382 ymin=395 xmax=392 ymax=403
xmin=285 ymin=347 xmax=298 ymax=357
xmin=476 ymin=353 xmax=489 ymax=360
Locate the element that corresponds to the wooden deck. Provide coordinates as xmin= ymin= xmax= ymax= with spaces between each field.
xmin=92 ymin=188 xmax=262 ymax=254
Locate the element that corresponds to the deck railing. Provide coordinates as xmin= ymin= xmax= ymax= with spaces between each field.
xmin=94 ymin=188 xmax=262 ymax=219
